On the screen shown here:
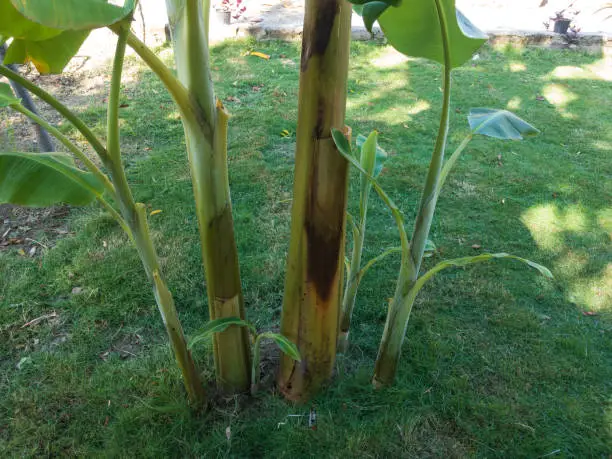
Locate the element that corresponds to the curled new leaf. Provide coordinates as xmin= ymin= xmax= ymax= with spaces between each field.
xmin=469 ymin=108 xmax=540 ymax=140
xmin=10 ymin=0 xmax=137 ymax=31
xmin=0 ymin=152 xmax=104 ymax=206
xmin=332 ymin=127 xmax=409 ymax=252
xmin=259 ymin=332 xmax=301 ymax=362
xmin=356 ymin=132 xmax=387 ymax=178
xmin=331 ymin=127 xmax=354 ymax=159
xmin=188 ymin=317 xmax=252 ymax=349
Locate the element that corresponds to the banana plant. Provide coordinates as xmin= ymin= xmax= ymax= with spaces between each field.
xmin=334 ymin=0 xmax=552 ymax=386
xmin=338 ymin=133 xmax=437 ymax=353
xmin=189 ymin=317 xmax=301 ymax=395
xmin=3 ymin=0 xmax=258 ymax=396
xmin=163 ymin=0 xmax=252 ymax=394
xmin=0 ymin=0 xmax=210 ymax=403
xmin=338 ymin=131 xmax=395 ymax=353
xmin=278 ymin=0 xmax=353 ymax=401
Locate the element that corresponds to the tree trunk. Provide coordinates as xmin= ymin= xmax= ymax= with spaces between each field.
xmin=165 ymin=0 xmax=251 ymax=393
xmin=278 ymin=0 xmax=352 ymax=402
xmin=0 ymin=43 xmax=55 ymax=152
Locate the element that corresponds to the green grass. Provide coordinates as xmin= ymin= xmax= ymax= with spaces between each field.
xmin=1 ymin=39 xmax=611 ymax=457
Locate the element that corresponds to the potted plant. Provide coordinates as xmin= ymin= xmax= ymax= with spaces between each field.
xmin=214 ymin=0 xmax=246 ymax=25
xmin=214 ymin=1 xmax=232 ymax=25
xmin=542 ymin=1 xmax=580 ymax=34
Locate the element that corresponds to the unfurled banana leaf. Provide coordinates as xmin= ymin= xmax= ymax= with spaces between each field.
xmin=10 ymin=0 xmax=137 ymax=31
xmin=469 ymin=108 xmax=540 ymax=140
xmin=0 ymin=152 xmax=104 ymax=206
xmin=403 ymin=252 xmax=553 ymax=308
xmin=0 ymin=0 xmax=61 ymax=41
xmin=351 ymin=0 xmax=487 ymax=68
xmin=4 ymin=30 xmax=89 ymax=73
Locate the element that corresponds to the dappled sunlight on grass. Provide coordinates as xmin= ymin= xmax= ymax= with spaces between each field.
xmin=586 ymin=58 xmax=612 ymax=82
xmin=508 ymin=61 xmax=526 ymax=72
xmin=370 ymin=47 xmax=410 ymax=68
xmin=541 ymin=83 xmax=578 ymax=118
xmin=548 ymin=58 xmax=612 ymax=82
xmin=522 ymin=203 xmax=611 ymax=312
xmin=506 ymin=95 xmax=522 ymax=111
xmin=522 ymin=204 xmax=566 ymax=252
xmin=568 ymin=263 xmax=612 ymax=312
xmin=405 ymin=99 xmax=431 ymax=116
xmin=597 ymin=208 xmax=612 ymax=237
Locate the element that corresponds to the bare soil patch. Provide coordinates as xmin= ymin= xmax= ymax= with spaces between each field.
xmin=0 ymin=204 xmax=71 ymax=256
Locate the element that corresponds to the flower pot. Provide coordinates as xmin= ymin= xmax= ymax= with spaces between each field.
xmin=553 ymin=19 xmax=571 ymax=34
xmin=215 ymin=9 xmax=231 ymax=25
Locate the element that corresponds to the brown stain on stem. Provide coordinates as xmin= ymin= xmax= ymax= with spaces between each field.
xmin=301 ymin=0 xmax=340 ymax=71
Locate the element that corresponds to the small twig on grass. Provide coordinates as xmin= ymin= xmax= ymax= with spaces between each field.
xmin=21 ymin=311 xmax=58 ymax=328
xmin=25 ymin=238 xmax=49 ymax=249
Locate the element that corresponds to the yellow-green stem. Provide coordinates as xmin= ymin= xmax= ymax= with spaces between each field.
xmin=165 ymin=0 xmax=251 ymax=393
xmin=11 ymin=104 xmax=116 ymax=197
xmin=278 ymin=0 xmax=352 ymax=402
xmin=105 ymin=21 xmax=204 ymax=403
xmin=0 ymin=65 xmax=110 ymax=165
xmin=338 ymin=219 xmax=365 ymax=354
xmin=373 ymin=0 xmax=453 ymax=387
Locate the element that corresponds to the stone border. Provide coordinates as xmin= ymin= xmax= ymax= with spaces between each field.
xmin=232 ymin=22 xmax=610 ymax=52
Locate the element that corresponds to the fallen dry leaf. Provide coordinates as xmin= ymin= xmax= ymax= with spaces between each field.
xmin=248 ymin=51 xmax=271 ymax=60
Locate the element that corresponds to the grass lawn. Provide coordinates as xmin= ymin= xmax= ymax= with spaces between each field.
xmin=1 ymin=39 xmax=611 ymax=457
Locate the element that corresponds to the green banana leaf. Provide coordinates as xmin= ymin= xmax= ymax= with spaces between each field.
xmin=0 ymin=82 xmax=20 ymax=106
xmin=188 ymin=317 xmax=254 ymax=349
xmin=0 ymin=0 xmax=61 ymax=41
xmin=469 ymin=108 xmax=540 ymax=140
xmin=4 ymin=29 xmax=89 ymax=73
xmin=0 ymin=152 xmax=104 ymax=206
xmin=10 ymin=0 xmax=136 ymax=31
xmin=356 ymin=132 xmax=387 ymax=179
xmin=403 ymin=252 xmax=553 ymax=311
xmin=352 ymin=0 xmax=487 ymax=68
xmin=258 ymin=332 xmax=301 ymax=362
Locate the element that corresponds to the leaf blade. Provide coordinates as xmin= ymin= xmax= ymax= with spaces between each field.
xmin=10 ymin=0 xmax=137 ymax=30
xmin=468 ymin=108 xmax=540 ymax=140
xmin=352 ymin=0 xmax=488 ymax=68
xmin=0 ymin=152 xmax=104 ymax=206
xmin=4 ymin=30 xmax=89 ymax=73
xmin=188 ymin=317 xmax=250 ymax=349
xmin=0 ymin=83 xmax=20 ymax=107
xmin=0 ymin=0 xmax=62 ymax=41
xmin=260 ymin=332 xmax=301 ymax=362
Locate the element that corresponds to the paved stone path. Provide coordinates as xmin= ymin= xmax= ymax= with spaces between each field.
xmin=234 ymin=0 xmax=610 ymax=38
